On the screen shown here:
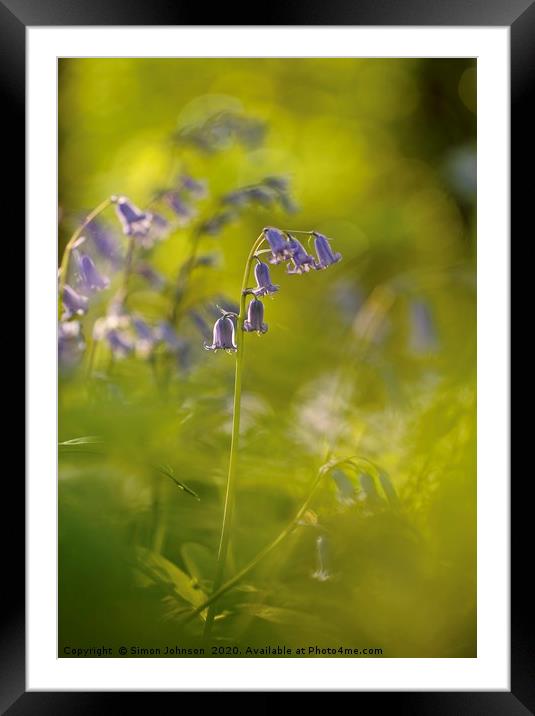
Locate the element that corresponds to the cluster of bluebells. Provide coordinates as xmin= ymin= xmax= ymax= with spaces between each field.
xmin=304 ymin=466 xmax=400 ymax=582
xmin=58 ymin=189 xmax=197 ymax=371
xmin=199 ymin=176 xmax=296 ymax=237
xmin=92 ymin=298 xmax=187 ymax=364
xmin=151 ymin=174 xmax=208 ymax=233
xmin=58 ymin=109 xmax=301 ymax=376
xmin=205 ymin=226 xmax=342 ymax=352
xmin=331 ymin=468 xmax=399 ymax=513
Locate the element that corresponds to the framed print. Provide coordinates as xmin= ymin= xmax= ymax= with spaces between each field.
xmin=7 ymin=0 xmax=523 ymax=709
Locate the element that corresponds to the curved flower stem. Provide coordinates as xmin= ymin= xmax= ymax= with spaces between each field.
xmin=190 ymin=457 xmax=357 ymax=622
xmin=280 ymin=229 xmax=314 ymax=235
xmin=203 ymin=233 xmax=265 ymax=638
xmin=192 ymin=291 xmax=398 ymax=626
xmin=58 ymin=197 xmax=114 ymax=315
xmin=192 ymin=470 xmax=324 ymax=622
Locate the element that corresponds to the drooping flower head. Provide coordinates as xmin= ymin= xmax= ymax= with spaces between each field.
xmin=150 ymin=213 xmax=171 ymax=238
xmin=62 ymin=284 xmax=89 ymax=317
xmin=287 ymin=236 xmax=315 ymax=274
xmin=180 ymin=174 xmax=208 ymax=198
xmin=331 ymin=469 xmax=356 ymax=506
xmin=85 ymin=220 xmax=122 ymax=268
xmin=204 ymin=314 xmax=237 ymax=352
xmin=58 ymin=320 xmax=85 ymax=370
xmin=106 ymin=329 xmax=134 ymax=359
xmin=358 ymin=473 xmax=383 ymax=509
xmin=378 ymin=471 xmax=400 ymax=507
xmin=251 ymin=260 xmax=279 ymax=297
xmin=263 ymin=226 xmax=291 ymax=264
xmin=132 ymin=317 xmax=155 ymax=358
xmin=243 ymin=298 xmax=268 ymax=335
xmin=166 ymin=192 xmax=197 ymax=223
xmin=313 ymin=232 xmax=342 ymax=270
xmin=78 ymin=253 xmax=109 ymax=292
xmin=115 ymin=196 xmax=152 ymax=237
xmin=199 ymin=212 xmax=234 ymax=236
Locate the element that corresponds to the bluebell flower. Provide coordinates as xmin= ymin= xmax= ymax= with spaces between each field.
xmin=85 ymin=220 xmax=122 ymax=268
xmin=180 ymin=174 xmax=208 ymax=198
xmin=243 ymin=297 xmax=268 ymax=334
xmin=58 ymin=320 xmax=85 ymax=369
xmin=277 ymin=193 xmax=299 ymax=214
xmin=246 ymin=185 xmax=274 ymax=206
xmin=263 ymin=226 xmax=291 ymax=264
xmin=378 ymin=471 xmax=400 ymax=507
xmin=287 ymin=236 xmax=315 ymax=274
xmin=250 ymin=260 xmax=279 ymax=297
xmin=195 ymin=253 xmax=220 ymax=268
xmin=115 ymin=196 xmax=152 ymax=237
xmin=106 ymin=329 xmax=134 ymax=359
xmin=312 ymin=535 xmax=331 ymax=582
xmin=62 ymin=284 xmax=88 ymax=317
xmin=132 ymin=317 xmax=155 ymax=358
xmin=204 ymin=315 xmax=237 ymax=352
xmin=359 ymin=473 xmax=383 ymax=508
xmin=199 ymin=212 xmax=234 ymax=236
xmin=222 ymin=189 xmax=250 ymax=208
xmin=79 ymin=253 xmax=109 ymax=292
xmin=92 ymin=300 xmax=130 ymax=343
xmin=166 ymin=192 xmax=196 ymax=222
xmin=264 ymin=176 xmax=289 ymax=192
xmin=313 ymin=232 xmax=342 ymax=270
xmin=331 ymin=469 xmax=356 ymax=505
xmin=150 ymin=213 xmax=171 ymax=236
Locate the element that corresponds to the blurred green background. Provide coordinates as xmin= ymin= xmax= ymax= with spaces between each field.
xmin=58 ymin=58 xmax=476 ymax=657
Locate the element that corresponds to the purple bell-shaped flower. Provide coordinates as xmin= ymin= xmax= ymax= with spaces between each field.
xmin=287 ymin=236 xmax=315 ymax=274
xmin=313 ymin=232 xmax=342 ymax=269
xmin=115 ymin=196 xmax=152 ymax=237
xmin=62 ymin=284 xmax=89 ymax=317
xmin=79 ymin=253 xmax=110 ymax=292
xmin=106 ymin=329 xmax=134 ymax=359
xmin=263 ymin=226 xmax=291 ymax=264
xmin=204 ymin=314 xmax=237 ymax=352
xmin=243 ymin=297 xmax=268 ymax=334
xmin=251 ymin=260 xmax=279 ymax=297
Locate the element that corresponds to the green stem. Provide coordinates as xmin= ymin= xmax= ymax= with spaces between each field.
xmin=203 ymin=233 xmax=265 ymax=638
xmin=189 ymin=293 xmax=398 ymax=628
xmin=280 ymin=229 xmax=314 ymax=235
xmin=191 ymin=466 xmax=326 ymax=622
xmin=58 ymin=197 xmax=113 ymax=316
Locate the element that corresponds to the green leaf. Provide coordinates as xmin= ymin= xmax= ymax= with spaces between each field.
xmin=58 ymin=436 xmax=104 ymax=455
xmin=180 ymin=542 xmax=215 ymax=587
xmin=134 ymin=546 xmax=207 ymax=618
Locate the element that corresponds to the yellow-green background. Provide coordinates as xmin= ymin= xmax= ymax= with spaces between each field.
xmin=59 ymin=58 xmax=476 ymax=657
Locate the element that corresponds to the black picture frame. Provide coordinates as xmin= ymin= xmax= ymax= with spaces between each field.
xmin=7 ymin=1 xmax=521 ymax=711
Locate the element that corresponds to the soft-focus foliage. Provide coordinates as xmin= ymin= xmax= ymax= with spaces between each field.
xmin=59 ymin=58 xmax=476 ymax=657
